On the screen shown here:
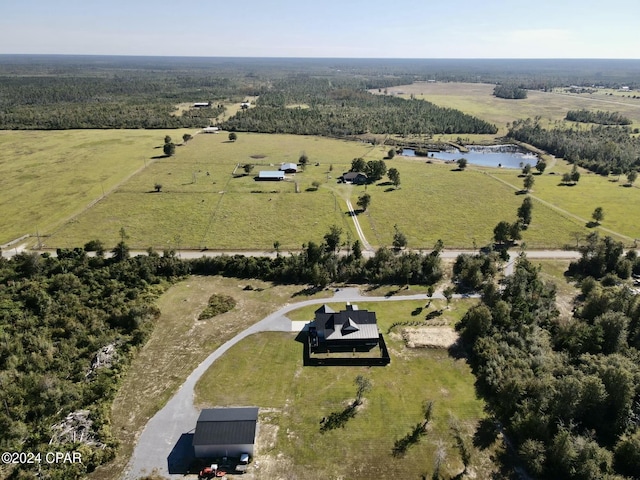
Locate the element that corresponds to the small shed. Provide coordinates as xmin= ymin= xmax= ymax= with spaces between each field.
xmin=202 ymin=126 xmax=219 ymax=134
xmin=279 ymin=163 xmax=298 ymax=173
xmin=192 ymin=407 xmax=258 ymax=459
xmin=257 ymin=171 xmax=285 ymax=181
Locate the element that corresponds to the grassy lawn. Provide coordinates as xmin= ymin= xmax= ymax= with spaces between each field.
xmin=0 ymin=129 xmax=194 ymax=245
xmin=195 ymin=299 xmax=495 ymax=480
xmin=91 ymin=276 xmax=331 ymax=480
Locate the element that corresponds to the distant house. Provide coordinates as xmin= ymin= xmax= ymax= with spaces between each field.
xmin=339 ymin=172 xmax=368 ymax=185
xmin=279 ymin=162 xmax=298 ymax=173
xmin=257 ymin=171 xmax=285 ymax=181
xmin=192 ymin=407 xmax=258 ymax=458
xmin=202 ymin=126 xmax=219 ymax=134
xmin=241 ymin=101 xmax=251 ymax=109
xmin=193 ymin=102 xmax=211 ymax=108
xmin=309 ymin=303 xmax=380 ymax=349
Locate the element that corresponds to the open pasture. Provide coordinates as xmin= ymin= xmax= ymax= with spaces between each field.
xmin=46 ymin=132 xmax=382 ymax=249
xmin=489 ymin=165 xmax=640 ymax=243
xmin=347 ymin=157 xmax=600 ymax=249
xmin=195 ymin=299 xmax=493 ymax=479
xmin=41 ymin=132 xmax=640 ymax=250
xmin=0 ymin=129 xmax=193 ymax=246
xmin=381 ymin=82 xmax=640 ymax=134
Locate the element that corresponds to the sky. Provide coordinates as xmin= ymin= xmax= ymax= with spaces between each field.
xmin=1 ymin=0 xmax=639 ymax=58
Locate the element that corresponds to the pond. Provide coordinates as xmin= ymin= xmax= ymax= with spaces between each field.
xmin=401 ymin=145 xmax=539 ymax=169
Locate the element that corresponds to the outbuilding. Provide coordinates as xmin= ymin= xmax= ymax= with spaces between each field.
xmin=279 ymin=162 xmax=298 ymax=173
xmin=257 ymin=171 xmax=285 ymax=181
xmin=192 ymin=407 xmax=258 ymax=459
xmin=339 ymin=172 xmax=368 ymax=185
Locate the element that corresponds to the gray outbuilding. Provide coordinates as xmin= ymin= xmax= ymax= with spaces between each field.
xmin=192 ymin=407 xmax=258 ymax=459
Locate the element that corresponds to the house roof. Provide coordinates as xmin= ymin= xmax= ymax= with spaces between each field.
xmin=341 ymin=171 xmax=367 ymax=181
xmin=314 ymin=305 xmax=379 ymax=341
xmin=280 ymin=163 xmax=298 ymax=171
xmin=258 ymin=171 xmax=285 ymax=179
xmin=193 ymin=408 xmax=258 ymax=446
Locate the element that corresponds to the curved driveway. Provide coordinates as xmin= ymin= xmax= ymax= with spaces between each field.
xmin=123 ymin=287 xmax=453 ymax=479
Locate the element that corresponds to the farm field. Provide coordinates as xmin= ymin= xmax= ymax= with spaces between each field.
xmin=19 ymin=130 xmax=640 ymax=251
xmin=195 ymin=299 xmax=495 ymax=480
xmin=44 ymin=132 xmax=380 ymax=250
xmin=380 ymin=82 xmax=640 ymax=135
xmin=0 ymin=129 xmax=194 ymax=246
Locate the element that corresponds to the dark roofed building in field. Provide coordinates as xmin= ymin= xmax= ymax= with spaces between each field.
xmin=192 ymin=407 xmax=258 ymax=458
xmin=339 ymin=171 xmax=368 ymax=185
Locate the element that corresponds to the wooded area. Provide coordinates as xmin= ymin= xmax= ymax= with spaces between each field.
xmin=457 ymin=238 xmax=640 ymax=479
xmin=508 ymin=118 xmax=640 ymax=175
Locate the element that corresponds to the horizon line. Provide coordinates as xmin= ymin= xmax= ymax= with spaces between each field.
xmin=1 ymin=53 xmax=640 ymax=61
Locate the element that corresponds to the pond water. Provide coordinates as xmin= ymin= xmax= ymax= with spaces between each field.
xmin=402 ymin=145 xmax=538 ymax=169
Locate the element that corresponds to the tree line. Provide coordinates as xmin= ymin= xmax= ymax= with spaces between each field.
xmin=508 ymin=118 xmax=640 ymax=175
xmin=493 ymin=83 xmax=528 ymax=99
xmin=566 ymin=109 xmax=632 ymax=125
xmin=221 ymin=86 xmax=497 ymax=137
xmin=456 ymin=237 xmax=640 ymax=479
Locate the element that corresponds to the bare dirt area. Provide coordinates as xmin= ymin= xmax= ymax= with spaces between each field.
xmin=402 ymin=326 xmax=459 ymax=349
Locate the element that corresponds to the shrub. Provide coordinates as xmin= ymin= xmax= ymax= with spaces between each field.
xmin=198 ymin=294 xmax=236 ymax=320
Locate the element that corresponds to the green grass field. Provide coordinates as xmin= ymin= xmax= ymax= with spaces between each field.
xmin=5 ymin=83 xmax=640 ymax=251
xmin=195 ymin=299 xmax=494 ymax=479
xmin=0 ymin=129 xmax=193 ymax=245
xmin=44 ymin=132 xmax=380 ymax=249
xmin=14 ymin=130 xmax=638 ymax=251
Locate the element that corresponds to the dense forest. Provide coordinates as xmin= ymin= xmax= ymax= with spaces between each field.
xmin=566 ymin=109 xmax=632 ymax=126
xmin=221 ymin=84 xmax=497 ymax=136
xmin=0 ymin=75 xmax=228 ymax=129
xmin=457 ymin=236 xmax=640 ymax=479
xmin=0 ymin=248 xmax=189 ymax=479
xmin=2 ymin=56 xmax=640 ymax=131
xmin=508 ymin=118 xmax=640 ymax=175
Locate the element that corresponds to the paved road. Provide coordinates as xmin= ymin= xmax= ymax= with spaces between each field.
xmin=2 ymin=243 xmax=582 ymax=261
xmin=123 ymin=287 xmax=461 ymax=479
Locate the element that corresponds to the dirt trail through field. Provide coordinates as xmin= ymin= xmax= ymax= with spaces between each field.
xmin=482 ymin=170 xmax=636 ymax=244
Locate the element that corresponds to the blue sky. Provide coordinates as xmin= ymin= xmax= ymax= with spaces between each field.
xmin=1 ymin=0 xmax=638 ymax=58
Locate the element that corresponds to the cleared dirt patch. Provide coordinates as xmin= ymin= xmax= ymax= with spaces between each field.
xmin=402 ymin=326 xmax=459 ymax=349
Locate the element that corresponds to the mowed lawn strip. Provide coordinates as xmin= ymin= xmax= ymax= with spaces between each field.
xmin=92 ymin=276 xmax=331 ymax=480
xmin=194 ymin=296 xmax=491 ymax=480
xmin=0 ymin=129 xmax=194 ymax=245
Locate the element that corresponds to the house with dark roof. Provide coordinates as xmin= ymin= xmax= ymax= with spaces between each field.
xmin=309 ymin=303 xmax=380 ymax=350
xmin=192 ymin=407 xmax=258 ymax=458
xmin=339 ymin=171 xmax=368 ymax=185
